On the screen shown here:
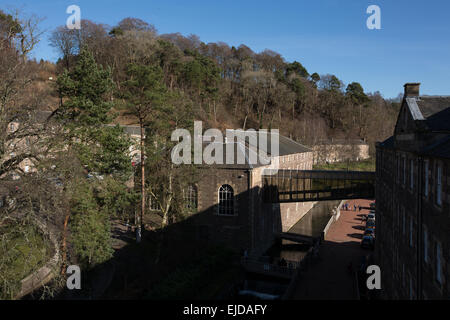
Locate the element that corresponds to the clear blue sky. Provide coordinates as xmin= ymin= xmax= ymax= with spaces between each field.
xmin=1 ymin=0 xmax=450 ymax=98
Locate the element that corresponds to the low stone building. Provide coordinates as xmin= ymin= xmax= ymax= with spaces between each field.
xmin=376 ymin=83 xmax=450 ymax=299
xmin=312 ymin=139 xmax=370 ymax=165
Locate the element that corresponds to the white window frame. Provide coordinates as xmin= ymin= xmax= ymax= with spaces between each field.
xmin=403 ymin=157 xmax=406 ymax=186
xmin=436 ymin=241 xmax=443 ymax=285
xmin=218 ymin=184 xmax=235 ymax=216
xmin=183 ymin=184 xmax=198 ymax=211
xmin=436 ymin=165 xmax=442 ymax=206
xmin=410 ymin=159 xmax=414 ymax=190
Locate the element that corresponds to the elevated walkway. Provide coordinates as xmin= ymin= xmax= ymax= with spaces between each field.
xmin=263 ymin=170 xmax=375 ymax=203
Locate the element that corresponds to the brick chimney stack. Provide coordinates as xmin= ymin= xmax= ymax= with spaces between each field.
xmin=404 ymin=83 xmax=420 ymax=97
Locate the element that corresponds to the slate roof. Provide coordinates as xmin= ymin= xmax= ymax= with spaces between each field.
xmin=201 ymin=130 xmax=312 ymax=169
xmin=315 ymin=139 xmax=368 ymax=146
xmin=417 ymin=96 xmax=450 ymax=118
xmin=277 ymin=134 xmax=313 ymax=155
xmin=406 ymin=96 xmax=450 ymax=132
xmin=201 ymin=141 xmax=269 ymax=169
xmin=225 ymin=129 xmax=312 ymax=157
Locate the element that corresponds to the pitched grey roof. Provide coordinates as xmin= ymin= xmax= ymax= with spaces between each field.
xmin=416 ymin=96 xmax=450 ymax=118
xmin=315 ymin=139 xmax=368 ymax=146
xmin=201 ymin=141 xmax=268 ymax=169
xmin=200 ymin=130 xmax=312 ymax=169
xmin=225 ymin=129 xmax=312 ymax=156
xmin=405 ymin=98 xmax=425 ymax=120
xmin=420 ymin=102 xmax=450 ymax=132
xmin=405 ymin=96 xmax=450 ymax=132
xmin=277 ymin=134 xmax=313 ymax=155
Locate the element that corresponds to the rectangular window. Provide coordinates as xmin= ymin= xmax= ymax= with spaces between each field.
xmin=409 ymin=274 xmax=413 ymax=299
xmin=396 ymin=156 xmax=400 ymax=183
xmin=436 ymin=165 xmax=442 ymax=206
xmin=403 ymin=157 xmax=406 ymax=186
xmin=436 ymin=241 xmax=443 ymax=285
xmin=402 ymin=264 xmax=405 ymax=288
xmin=402 ymin=208 xmax=406 ymax=236
xmin=409 ymin=218 xmax=413 ymax=247
xmin=424 ymin=227 xmax=429 ymax=263
xmin=410 ymin=159 xmax=414 ymax=190
xmin=424 ymin=160 xmax=429 ymax=197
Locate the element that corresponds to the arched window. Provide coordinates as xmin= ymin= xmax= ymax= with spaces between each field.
xmin=149 ymin=195 xmax=159 ymax=211
xmin=218 ymin=184 xmax=234 ymax=215
xmin=184 ymin=184 xmax=198 ymax=210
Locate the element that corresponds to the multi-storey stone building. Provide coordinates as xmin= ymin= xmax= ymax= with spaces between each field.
xmin=376 ymin=83 xmax=450 ymax=299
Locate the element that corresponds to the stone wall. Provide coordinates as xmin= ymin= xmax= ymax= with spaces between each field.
xmin=250 ymin=151 xmax=316 ymax=256
xmin=312 ymin=143 xmax=370 ymax=165
xmin=194 ymin=167 xmax=252 ymax=253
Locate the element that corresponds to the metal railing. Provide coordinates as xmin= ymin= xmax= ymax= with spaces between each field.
xmin=241 ymin=257 xmax=301 ymax=278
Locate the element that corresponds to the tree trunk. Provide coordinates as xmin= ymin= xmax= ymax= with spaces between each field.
xmin=243 ymin=114 xmax=248 ymax=131
xmin=155 ymin=169 xmax=173 ymax=264
xmin=61 ymin=207 xmax=70 ymax=275
xmin=137 ymin=121 xmax=145 ymax=243
xmin=213 ymin=100 xmax=217 ymax=124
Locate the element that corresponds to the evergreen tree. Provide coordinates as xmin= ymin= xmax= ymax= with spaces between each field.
xmin=346 ymin=82 xmax=369 ymax=105
xmin=56 ymin=47 xmax=133 ymax=267
xmin=56 ymin=46 xmax=132 ymax=177
xmin=121 ymin=62 xmax=167 ymax=242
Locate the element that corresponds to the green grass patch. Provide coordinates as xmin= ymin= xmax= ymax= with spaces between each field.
xmin=313 ymin=158 xmax=376 ymax=172
xmin=0 ymin=221 xmax=51 ymax=299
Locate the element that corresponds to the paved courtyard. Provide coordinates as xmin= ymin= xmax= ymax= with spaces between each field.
xmin=293 ymin=199 xmax=373 ymax=300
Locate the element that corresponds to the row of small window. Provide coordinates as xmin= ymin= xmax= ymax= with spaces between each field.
xmin=396 ymin=212 xmax=444 ymax=286
xmin=281 ymin=154 xmax=306 ymax=163
xmin=148 ymin=184 xmax=236 ymax=216
xmin=423 ymin=227 xmax=444 ymax=285
xmin=397 ymin=264 xmax=416 ymax=300
xmin=396 ymin=156 xmax=443 ymax=206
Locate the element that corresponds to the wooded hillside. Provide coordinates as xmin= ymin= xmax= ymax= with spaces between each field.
xmin=47 ymin=17 xmax=400 ymax=154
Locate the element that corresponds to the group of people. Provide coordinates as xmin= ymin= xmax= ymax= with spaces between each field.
xmin=342 ymin=203 xmax=362 ymax=211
